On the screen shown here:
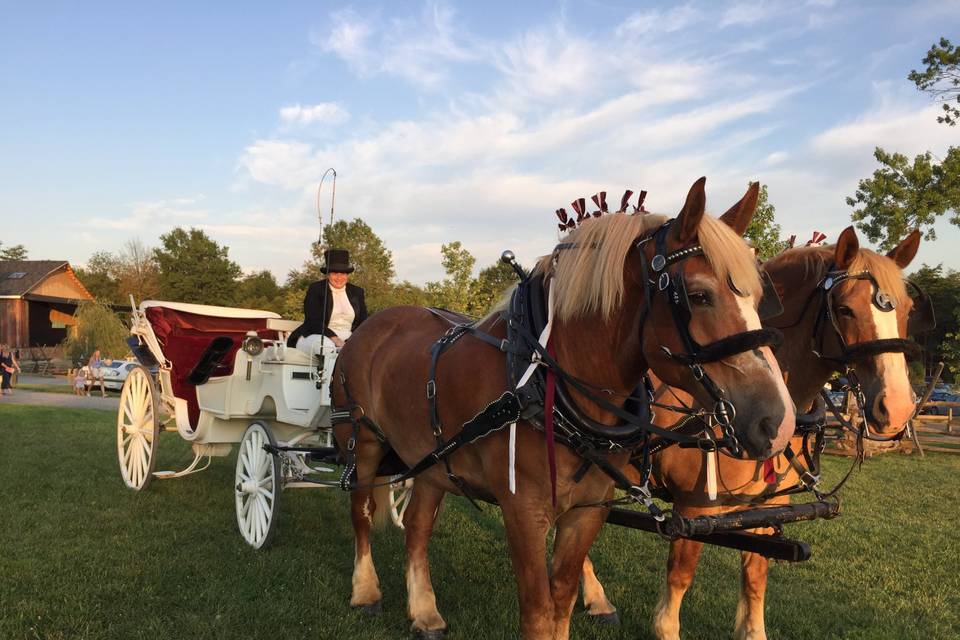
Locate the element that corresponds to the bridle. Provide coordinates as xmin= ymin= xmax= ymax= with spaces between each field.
xmin=776 ymin=265 xmax=924 ymax=442
xmin=630 ymin=221 xmax=784 ymax=456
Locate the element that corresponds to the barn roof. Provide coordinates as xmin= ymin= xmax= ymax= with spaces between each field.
xmin=0 ymin=260 xmax=76 ymax=297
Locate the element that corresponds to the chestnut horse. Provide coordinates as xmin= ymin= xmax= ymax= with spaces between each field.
xmin=579 ymin=225 xmax=923 ymax=640
xmin=330 ymin=178 xmax=796 ymax=640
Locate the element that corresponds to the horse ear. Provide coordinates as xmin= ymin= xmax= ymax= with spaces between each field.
xmin=719 ymin=182 xmax=760 ymax=237
xmin=886 ymin=229 xmax=921 ymax=269
xmin=672 ymin=177 xmax=707 ymax=243
xmin=834 ymin=226 xmax=860 ymax=269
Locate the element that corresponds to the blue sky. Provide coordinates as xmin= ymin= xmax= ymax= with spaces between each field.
xmin=2 ymin=1 xmax=959 ymax=283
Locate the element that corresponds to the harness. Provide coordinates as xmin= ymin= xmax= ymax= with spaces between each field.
xmin=331 ymin=221 xmax=784 ymax=521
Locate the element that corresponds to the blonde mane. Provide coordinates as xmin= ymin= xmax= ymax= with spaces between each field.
xmin=769 ymin=245 xmax=908 ymax=305
xmin=526 ymin=211 xmax=762 ymax=322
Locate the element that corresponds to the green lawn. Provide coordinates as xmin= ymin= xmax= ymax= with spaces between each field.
xmin=1 ymin=404 xmax=957 ymax=640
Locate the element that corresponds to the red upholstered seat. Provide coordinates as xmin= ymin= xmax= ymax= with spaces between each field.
xmin=145 ymin=307 xmax=279 ymax=428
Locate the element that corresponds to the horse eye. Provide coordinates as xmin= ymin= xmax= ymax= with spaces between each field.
xmin=835 ymin=305 xmax=854 ymax=318
xmin=688 ymin=291 xmax=712 ymax=306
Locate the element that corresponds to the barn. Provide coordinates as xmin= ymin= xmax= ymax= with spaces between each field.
xmin=0 ymin=260 xmax=95 ymax=347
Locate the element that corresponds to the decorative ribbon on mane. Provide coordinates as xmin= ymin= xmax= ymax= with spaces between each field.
xmin=805 ymin=231 xmax=827 ymax=246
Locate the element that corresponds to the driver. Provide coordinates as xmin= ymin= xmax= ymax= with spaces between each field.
xmin=288 ymin=248 xmax=368 ymax=354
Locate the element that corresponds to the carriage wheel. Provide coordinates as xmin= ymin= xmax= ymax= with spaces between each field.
xmin=235 ymin=422 xmax=281 ymax=549
xmin=389 ymin=478 xmax=415 ymax=529
xmin=117 ymin=365 xmax=159 ymax=491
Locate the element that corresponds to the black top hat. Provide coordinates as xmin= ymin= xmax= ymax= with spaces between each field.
xmin=320 ymin=248 xmax=355 ymax=274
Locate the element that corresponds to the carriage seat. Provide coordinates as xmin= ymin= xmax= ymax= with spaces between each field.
xmin=143 ymin=303 xmax=281 ymax=428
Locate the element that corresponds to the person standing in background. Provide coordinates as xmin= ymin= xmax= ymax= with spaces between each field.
xmin=0 ymin=345 xmax=18 ymax=396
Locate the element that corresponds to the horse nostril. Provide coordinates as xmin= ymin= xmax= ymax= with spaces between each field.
xmin=873 ymin=392 xmax=890 ymax=423
xmin=758 ymin=415 xmax=777 ymax=439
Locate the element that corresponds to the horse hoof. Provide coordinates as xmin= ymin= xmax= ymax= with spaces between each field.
xmin=355 ymin=601 xmax=382 ymax=615
xmin=414 ymin=628 xmax=446 ymax=640
xmin=588 ymin=610 xmax=621 ymax=626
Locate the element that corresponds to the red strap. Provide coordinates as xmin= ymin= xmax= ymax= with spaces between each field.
xmin=763 ymin=458 xmax=777 ymax=485
xmin=544 ymin=342 xmax=558 ymax=507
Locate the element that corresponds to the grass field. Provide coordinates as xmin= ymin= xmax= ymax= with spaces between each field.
xmin=1 ymin=404 xmax=958 ymax=640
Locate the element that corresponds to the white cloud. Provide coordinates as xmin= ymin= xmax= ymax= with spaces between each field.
xmin=279 ymin=102 xmax=350 ymax=127
xmin=616 ymin=4 xmax=701 ymax=37
xmin=314 ymin=3 xmax=479 ymax=89
xmin=719 ymin=2 xmax=772 ymax=28
xmin=86 ymin=197 xmax=209 ymax=232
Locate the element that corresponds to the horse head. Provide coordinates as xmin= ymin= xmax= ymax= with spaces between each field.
xmin=637 ymin=179 xmax=794 ymax=458
xmin=824 ymin=227 xmax=921 ymax=436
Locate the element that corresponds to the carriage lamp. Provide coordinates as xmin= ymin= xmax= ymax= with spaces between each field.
xmin=242 ymin=332 xmax=264 ymax=356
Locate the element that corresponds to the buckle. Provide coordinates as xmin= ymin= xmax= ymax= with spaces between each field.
xmin=426 ymin=380 xmax=436 ymax=399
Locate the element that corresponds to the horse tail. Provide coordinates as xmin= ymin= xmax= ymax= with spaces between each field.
xmin=372 ymin=481 xmax=392 ymax=530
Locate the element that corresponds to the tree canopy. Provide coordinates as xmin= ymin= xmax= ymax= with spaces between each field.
xmin=743 ymin=183 xmax=789 ymax=260
xmin=0 ymin=242 xmax=28 ymax=261
xmin=61 ymin=301 xmax=130 ymax=365
xmin=909 ymin=37 xmax=960 ymax=126
xmin=153 ymin=228 xmax=242 ymax=305
xmin=907 ymin=264 xmax=960 ymax=380
xmin=846 ymin=146 xmax=960 ymax=249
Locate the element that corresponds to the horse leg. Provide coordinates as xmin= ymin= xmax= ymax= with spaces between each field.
xmin=404 ymin=481 xmax=448 ymax=638
xmin=651 ymin=537 xmax=704 ymax=640
xmin=734 ymin=544 xmax=771 ymax=640
xmin=348 ymin=441 xmax=385 ymax=613
xmin=581 ymin=555 xmax=619 ymax=624
xmin=502 ymin=505 xmax=554 ymax=640
xmin=550 ymin=507 xmax=609 ymax=640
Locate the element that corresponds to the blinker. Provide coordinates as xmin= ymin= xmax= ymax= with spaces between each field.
xmin=905 ymin=280 xmax=936 ymax=334
xmin=758 ymin=270 xmax=784 ymax=320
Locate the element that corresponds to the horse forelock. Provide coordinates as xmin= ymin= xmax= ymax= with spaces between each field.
xmin=768 ymin=245 xmax=908 ymax=306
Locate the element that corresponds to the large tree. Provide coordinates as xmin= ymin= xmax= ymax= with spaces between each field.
xmin=0 ymin=242 xmax=28 ymax=261
xmin=153 ymin=228 xmax=242 ymax=305
xmin=425 ymin=241 xmax=476 ymax=314
xmin=288 ymin=218 xmax=397 ymax=312
xmin=907 ymin=264 xmax=960 ymax=380
xmin=909 ymin=37 xmax=960 ymax=126
xmin=115 ymin=239 xmax=161 ymax=303
xmin=75 ymin=252 xmax=123 ymax=303
xmin=61 ymin=301 xmax=130 ymax=365
xmin=846 ymin=147 xmax=960 ymax=249
xmin=744 ymin=183 xmax=789 ymax=259
xmin=236 ymin=270 xmax=285 ymax=314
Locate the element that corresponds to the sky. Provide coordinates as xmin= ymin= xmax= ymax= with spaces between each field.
xmin=2 ymin=0 xmax=959 ymax=284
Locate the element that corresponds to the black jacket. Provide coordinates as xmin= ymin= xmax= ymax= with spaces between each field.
xmin=287 ymin=280 xmax=368 ymax=346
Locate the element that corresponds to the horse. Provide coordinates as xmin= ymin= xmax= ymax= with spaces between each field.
xmin=578 ymin=225 xmax=924 ymax=640
xmin=329 ymin=177 xmax=797 ymax=640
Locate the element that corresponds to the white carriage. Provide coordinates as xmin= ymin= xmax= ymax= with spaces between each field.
xmin=116 ymin=299 xmax=412 ymax=548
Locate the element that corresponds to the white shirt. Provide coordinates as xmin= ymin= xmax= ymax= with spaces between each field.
xmin=328 ymin=285 xmax=355 ymax=339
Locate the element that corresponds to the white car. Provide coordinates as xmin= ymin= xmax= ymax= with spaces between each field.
xmin=100 ymin=361 xmax=141 ymax=391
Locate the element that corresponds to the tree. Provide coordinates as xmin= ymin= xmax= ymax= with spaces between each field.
xmin=75 ymin=252 xmax=123 ymax=303
xmin=61 ymin=301 xmax=130 ymax=366
xmin=288 ymin=218 xmax=397 ymax=312
xmin=846 ymin=147 xmax=960 ymax=249
xmin=236 ymin=270 xmax=285 ymax=313
xmin=115 ymin=239 xmax=161 ymax=303
xmin=743 ymin=183 xmax=789 ymax=259
xmin=909 ymin=37 xmax=960 ymax=126
xmin=908 ymin=264 xmax=960 ymax=381
xmin=425 ymin=242 xmax=476 ymax=314
xmin=0 ymin=242 xmax=27 ymax=261
xmin=153 ymin=228 xmax=242 ymax=305
xmin=469 ymin=260 xmax=518 ymax=316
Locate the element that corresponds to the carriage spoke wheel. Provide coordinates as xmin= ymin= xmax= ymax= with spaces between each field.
xmin=116 ymin=365 xmax=159 ymax=491
xmin=235 ymin=422 xmax=281 ymax=549
xmin=389 ymin=478 xmax=415 ymax=529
